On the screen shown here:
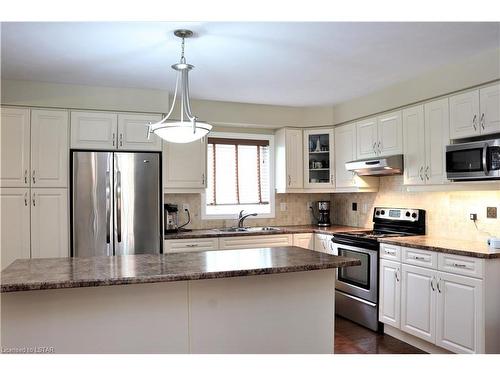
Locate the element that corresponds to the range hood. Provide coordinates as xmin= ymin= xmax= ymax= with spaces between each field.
xmin=345 ymin=155 xmax=403 ymax=176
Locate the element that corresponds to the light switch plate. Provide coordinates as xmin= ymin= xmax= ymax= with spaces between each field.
xmin=280 ymin=202 xmax=287 ymax=212
xmin=182 ymin=203 xmax=190 ymax=211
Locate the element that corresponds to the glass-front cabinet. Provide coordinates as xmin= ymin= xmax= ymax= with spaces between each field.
xmin=303 ymin=128 xmax=335 ymax=188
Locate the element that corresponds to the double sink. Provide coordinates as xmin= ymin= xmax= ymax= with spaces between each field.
xmin=217 ymin=226 xmax=280 ymax=233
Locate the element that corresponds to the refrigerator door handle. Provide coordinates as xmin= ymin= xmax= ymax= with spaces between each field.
xmin=116 ymin=170 xmax=122 ymax=243
xmin=105 ymin=171 xmax=111 ymax=245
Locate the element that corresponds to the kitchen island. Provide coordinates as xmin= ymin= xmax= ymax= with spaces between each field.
xmin=1 ymin=246 xmax=359 ymax=354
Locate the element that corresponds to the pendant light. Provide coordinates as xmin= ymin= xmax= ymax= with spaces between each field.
xmin=148 ymin=29 xmax=212 ymax=143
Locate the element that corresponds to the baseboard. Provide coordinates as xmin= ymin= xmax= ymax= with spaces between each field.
xmin=384 ymin=325 xmax=453 ymax=354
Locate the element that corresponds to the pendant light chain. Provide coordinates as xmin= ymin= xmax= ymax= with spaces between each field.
xmin=180 ymin=36 xmax=186 ymax=64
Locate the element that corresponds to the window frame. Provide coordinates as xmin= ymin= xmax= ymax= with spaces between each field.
xmin=201 ymin=131 xmax=275 ymax=220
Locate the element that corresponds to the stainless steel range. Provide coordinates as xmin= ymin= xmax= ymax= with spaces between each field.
xmin=332 ymin=207 xmax=426 ymax=331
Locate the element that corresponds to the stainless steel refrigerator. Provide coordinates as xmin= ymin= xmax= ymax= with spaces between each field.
xmin=71 ymin=151 xmax=162 ymax=257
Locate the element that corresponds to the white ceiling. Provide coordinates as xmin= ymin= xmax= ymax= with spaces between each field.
xmin=1 ymin=22 xmax=499 ymax=106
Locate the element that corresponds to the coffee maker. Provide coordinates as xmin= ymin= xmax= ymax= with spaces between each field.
xmin=317 ymin=201 xmax=331 ymax=227
xmin=164 ymin=204 xmax=179 ymax=233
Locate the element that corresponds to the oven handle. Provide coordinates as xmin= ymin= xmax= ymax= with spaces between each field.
xmin=483 ymin=143 xmax=488 ymax=175
xmin=335 ymin=290 xmax=377 ymax=307
xmin=331 ymin=237 xmax=379 ymax=252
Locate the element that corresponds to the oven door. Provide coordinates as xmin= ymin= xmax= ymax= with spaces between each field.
xmin=333 ymin=242 xmax=378 ymax=303
xmin=446 ymin=141 xmax=500 ymax=180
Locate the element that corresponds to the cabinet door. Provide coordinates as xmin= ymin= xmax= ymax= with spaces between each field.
xmin=334 ymin=123 xmax=356 ymax=188
xmin=292 ymin=233 xmax=314 ymax=250
xmin=218 ymin=234 xmax=292 ymax=250
xmin=0 ymin=107 xmax=30 ymax=187
xmin=31 ymin=109 xmax=69 ymax=188
xmin=117 ymin=113 xmax=162 ymax=151
xmin=356 ymin=117 xmax=378 ymax=159
xmin=403 ymin=106 xmax=426 ymax=185
xmin=30 ymin=188 xmax=69 ymax=258
xmin=379 ymin=259 xmax=401 ymax=328
xmin=401 ymin=264 xmax=437 ymax=343
xmin=70 ymin=111 xmax=117 ymax=149
xmin=163 ymin=137 xmax=207 ymax=190
xmin=0 ymin=188 xmax=31 ymax=269
xmin=424 ymin=98 xmax=450 ymax=185
xmin=303 ymin=129 xmax=334 ymax=188
xmin=164 ymin=238 xmax=220 ymax=253
xmin=436 ymin=272 xmax=483 ymax=354
xmin=377 ymin=111 xmax=403 ymax=156
xmin=479 ymin=84 xmax=500 ymax=136
xmin=285 ymin=129 xmax=303 ymax=189
xmin=449 ymin=90 xmax=480 ymax=140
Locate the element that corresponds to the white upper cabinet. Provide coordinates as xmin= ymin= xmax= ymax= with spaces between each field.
xmin=31 ymin=109 xmax=69 ymax=188
xmin=377 ymin=111 xmax=403 ymax=156
xmin=0 ymin=188 xmax=31 ymax=270
xmin=275 ymin=128 xmax=303 ymax=192
xmin=71 ymin=111 xmax=118 ymax=149
xmin=30 ymin=188 xmax=69 ymax=259
xmin=436 ymin=272 xmax=483 ymax=354
xmin=424 ymin=98 xmax=449 ymax=185
xmin=163 ymin=137 xmax=207 ymax=190
xmin=335 ymin=123 xmax=357 ymax=188
xmin=479 ymin=84 xmax=500 ymax=136
xmin=403 ymin=99 xmax=449 ymax=186
xmin=448 ymin=85 xmax=499 ymax=140
xmin=356 ymin=112 xmax=402 ymax=159
xmin=403 ymin=106 xmax=426 ymax=185
xmin=303 ymin=128 xmax=334 ymax=188
xmin=356 ymin=117 xmax=378 ymax=159
xmin=117 ymin=113 xmax=162 ymax=151
xmin=0 ymin=107 xmax=30 ymax=187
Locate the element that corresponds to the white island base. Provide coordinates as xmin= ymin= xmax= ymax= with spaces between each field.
xmin=1 ymin=269 xmax=335 ymax=354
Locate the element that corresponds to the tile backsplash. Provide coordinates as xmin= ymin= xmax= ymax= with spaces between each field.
xmin=164 ymin=193 xmax=331 ymax=230
xmin=331 ymin=176 xmax=500 ymax=242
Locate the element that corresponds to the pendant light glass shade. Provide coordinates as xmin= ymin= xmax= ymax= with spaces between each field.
xmin=148 ymin=30 xmax=212 ymax=143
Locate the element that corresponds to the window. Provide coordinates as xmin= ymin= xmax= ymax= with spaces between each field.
xmin=202 ymin=132 xmax=275 ymax=219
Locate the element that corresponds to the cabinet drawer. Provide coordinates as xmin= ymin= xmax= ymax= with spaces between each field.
xmin=218 ymin=234 xmax=292 ymax=250
xmin=438 ymin=253 xmax=484 ymax=279
xmin=164 ymin=238 xmax=219 ymax=253
xmin=380 ymin=243 xmax=401 ymax=261
xmin=402 ymin=247 xmax=437 ymax=269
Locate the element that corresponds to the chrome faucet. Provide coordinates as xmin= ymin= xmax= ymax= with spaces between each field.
xmin=238 ymin=210 xmax=257 ymax=228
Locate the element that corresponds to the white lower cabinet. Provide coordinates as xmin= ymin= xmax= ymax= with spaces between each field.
xmin=292 ymin=233 xmax=314 ymax=250
xmin=218 ymin=234 xmax=292 ymax=250
xmin=435 ymin=271 xmax=483 ymax=354
xmin=379 ymin=259 xmax=401 ymax=328
xmin=164 ymin=238 xmax=219 ymax=253
xmin=379 ymin=244 xmax=488 ymax=353
xmin=0 ymin=188 xmax=31 ymax=270
xmin=30 ymin=188 xmax=69 ymax=259
xmin=401 ymin=264 xmax=436 ymax=343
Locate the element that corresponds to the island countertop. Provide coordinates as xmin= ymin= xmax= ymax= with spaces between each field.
xmin=0 ymin=246 xmax=360 ymax=293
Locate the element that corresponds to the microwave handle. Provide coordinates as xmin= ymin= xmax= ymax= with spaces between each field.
xmin=483 ymin=143 xmax=488 ymax=175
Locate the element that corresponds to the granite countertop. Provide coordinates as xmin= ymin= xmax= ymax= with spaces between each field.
xmin=379 ymin=236 xmax=500 ymax=259
xmin=0 ymin=246 xmax=361 ymax=293
xmin=164 ymin=224 xmax=363 ymax=240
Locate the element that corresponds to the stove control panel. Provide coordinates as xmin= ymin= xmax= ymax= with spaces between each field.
xmin=374 ymin=207 xmax=420 ymax=222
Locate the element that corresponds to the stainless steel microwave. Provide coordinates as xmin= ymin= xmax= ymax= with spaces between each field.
xmin=446 ymin=139 xmax=500 ymax=181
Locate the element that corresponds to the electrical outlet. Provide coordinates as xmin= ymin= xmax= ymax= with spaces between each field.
xmin=352 ymin=202 xmax=357 ymax=211
xmin=470 ymin=213 xmax=477 ymax=221
xmin=487 ymin=207 xmax=497 ymax=219
xmin=280 ymin=202 xmax=287 ymax=212
xmin=182 ymin=203 xmax=190 ymax=212
xmin=307 ymin=201 xmax=313 ymax=210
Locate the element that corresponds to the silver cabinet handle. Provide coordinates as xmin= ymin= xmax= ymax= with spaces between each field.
xmin=452 ymin=263 xmax=467 ymax=268
xmin=425 ymin=166 xmax=430 ymax=180
xmin=202 ymin=173 xmax=205 ymax=185
xmin=373 ymin=142 xmax=377 ymax=154
xmin=32 ymin=192 xmax=36 ymax=207
xmin=395 ymin=268 xmax=400 ymax=282
xmin=24 ymin=192 xmax=28 ymax=206
xmin=480 ymin=113 xmax=485 ymax=130
xmin=119 ymin=133 xmax=123 ymax=147
xmin=32 ymin=170 xmax=36 ymax=184
xmin=419 ymin=166 xmax=424 ymax=181
xmin=385 ymin=249 xmax=396 ymax=255
xmin=112 ymin=133 xmax=116 ymax=147
xmin=185 ymin=244 xmax=199 ymax=248
xmin=413 ymin=255 xmax=425 ymax=260
xmin=288 ymin=175 xmax=291 ymax=186
xmin=430 ymin=277 xmax=435 ymax=291
xmin=378 ymin=141 xmax=381 ymax=154
xmin=472 ymin=114 xmax=477 ymax=131
xmin=437 ymin=278 xmax=442 ymax=293
xmin=116 ymin=170 xmax=122 ymax=243
xmin=330 ymin=174 xmax=333 ymax=183
xmin=24 ymin=169 xmax=28 ymax=184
